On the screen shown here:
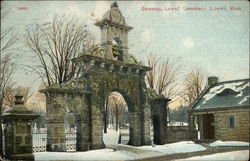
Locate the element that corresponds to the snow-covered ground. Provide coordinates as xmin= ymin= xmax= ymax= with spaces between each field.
xmin=175 ymin=150 xmax=249 ymax=161
xmin=35 ymin=149 xmax=136 ymax=161
xmin=103 ymin=129 xmax=120 ymax=145
xmin=168 ymin=122 xmax=188 ymax=126
xmin=35 ymin=141 xmax=206 ymax=160
xmin=210 ymin=140 xmax=249 ymax=147
xmin=137 ymin=141 xmax=206 ymax=154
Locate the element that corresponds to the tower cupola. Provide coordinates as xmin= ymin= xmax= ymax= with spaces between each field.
xmin=95 ymin=2 xmax=133 ymax=62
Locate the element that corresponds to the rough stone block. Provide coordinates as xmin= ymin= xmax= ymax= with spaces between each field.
xmin=15 ymin=136 xmax=22 ymax=145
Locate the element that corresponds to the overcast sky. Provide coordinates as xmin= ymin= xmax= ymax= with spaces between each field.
xmin=2 ymin=1 xmax=249 ymax=96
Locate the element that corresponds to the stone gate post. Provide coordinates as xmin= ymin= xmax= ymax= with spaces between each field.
xmin=1 ymin=95 xmax=39 ymax=161
xmin=151 ymin=96 xmax=171 ymax=145
xmin=46 ymin=102 xmax=66 ymax=152
xmin=45 ymin=91 xmax=66 ymax=152
xmin=128 ymin=111 xmax=142 ymax=146
xmin=142 ymin=106 xmax=151 ymax=145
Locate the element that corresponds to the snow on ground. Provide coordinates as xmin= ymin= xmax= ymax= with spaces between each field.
xmin=35 ymin=141 xmax=207 ymax=160
xmin=175 ymin=150 xmax=249 ymax=161
xmin=35 ymin=149 xmax=136 ymax=161
xmin=137 ymin=141 xmax=206 ymax=154
xmin=168 ymin=122 xmax=188 ymax=126
xmin=103 ymin=129 xmax=120 ymax=145
xmin=210 ymin=140 xmax=249 ymax=147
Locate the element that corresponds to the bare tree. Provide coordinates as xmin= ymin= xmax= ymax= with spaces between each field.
xmin=146 ymin=55 xmax=180 ymax=101
xmin=181 ymin=67 xmax=207 ymax=107
xmin=181 ymin=67 xmax=207 ymax=135
xmin=108 ymin=92 xmax=127 ymax=132
xmin=0 ymin=0 xmax=16 ymax=110
xmin=0 ymin=1 xmax=17 ymax=156
xmin=24 ymin=15 xmax=95 ymax=86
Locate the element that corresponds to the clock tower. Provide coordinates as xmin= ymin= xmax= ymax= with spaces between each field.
xmin=95 ymin=2 xmax=133 ymax=62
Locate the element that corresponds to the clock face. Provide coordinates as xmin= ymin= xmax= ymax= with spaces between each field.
xmin=111 ymin=9 xmax=121 ymax=22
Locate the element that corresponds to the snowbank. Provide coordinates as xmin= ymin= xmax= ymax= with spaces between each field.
xmin=138 ymin=141 xmax=206 ymax=154
xmin=175 ymin=150 xmax=249 ymax=161
xmin=210 ymin=140 xmax=249 ymax=147
xmin=35 ymin=149 xmax=136 ymax=161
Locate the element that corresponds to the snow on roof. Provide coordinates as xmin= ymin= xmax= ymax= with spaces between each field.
xmin=193 ymin=79 xmax=250 ymax=111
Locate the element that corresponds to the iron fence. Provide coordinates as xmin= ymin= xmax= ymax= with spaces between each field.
xmin=65 ymin=132 xmax=76 ymax=151
xmin=32 ymin=131 xmax=47 ymax=152
xmin=120 ymin=133 xmax=129 ymax=145
xmin=32 ymin=130 xmax=77 ymax=152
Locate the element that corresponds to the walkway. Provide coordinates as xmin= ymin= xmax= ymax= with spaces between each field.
xmin=132 ymin=144 xmax=249 ymax=161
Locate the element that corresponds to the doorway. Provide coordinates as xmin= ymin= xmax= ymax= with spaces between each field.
xmin=203 ymin=114 xmax=215 ymax=139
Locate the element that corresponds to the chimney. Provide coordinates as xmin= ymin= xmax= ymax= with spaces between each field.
xmin=208 ymin=76 xmax=219 ymax=86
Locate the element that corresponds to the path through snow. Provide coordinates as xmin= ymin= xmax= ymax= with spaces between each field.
xmin=175 ymin=150 xmax=249 ymax=161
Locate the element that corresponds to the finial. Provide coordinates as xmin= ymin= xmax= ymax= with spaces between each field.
xmin=111 ymin=2 xmax=118 ymax=8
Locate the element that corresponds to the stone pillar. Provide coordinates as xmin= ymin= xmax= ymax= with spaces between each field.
xmin=1 ymin=95 xmax=39 ymax=161
xmin=76 ymin=99 xmax=90 ymax=151
xmin=143 ymin=106 xmax=151 ymax=145
xmin=128 ymin=111 xmax=141 ymax=146
xmin=90 ymin=104 xmax=105 ymax=150
xmin=46 ymin=93 xmax=66 ymax=152
xmin=151 ymin=96 xmax=171 ymax=145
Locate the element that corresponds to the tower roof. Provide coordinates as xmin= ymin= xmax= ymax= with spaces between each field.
xmin=95 ymin=2 xmax=133 ymax=31
xmin=111 ymin=2 xmax=118 ymax=8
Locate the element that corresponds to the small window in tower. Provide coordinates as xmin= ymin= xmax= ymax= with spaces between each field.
xmin=228 ymin=116 xmax=235 ymax=129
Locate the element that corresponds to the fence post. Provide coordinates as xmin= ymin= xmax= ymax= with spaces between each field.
xmin=0 ymin=95 xmax=39 ymax=161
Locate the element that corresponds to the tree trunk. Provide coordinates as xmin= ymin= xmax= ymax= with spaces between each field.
xmin=104 ymin=112 xmax=107 ymax=133
xmin=115 ymin=106 xmax=119 ymax=132
xmin=104 ymin=98 xmax=108 ymax=133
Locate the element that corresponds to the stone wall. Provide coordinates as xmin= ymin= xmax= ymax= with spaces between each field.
xmin=166 ymin=126 xmax=189 ymax=143
xmin=214 ymin=108 xmax=249 ymax=142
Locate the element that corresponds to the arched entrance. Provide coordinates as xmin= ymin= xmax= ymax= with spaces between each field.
xmin=103 ymin=92 xmax=130 ymax=145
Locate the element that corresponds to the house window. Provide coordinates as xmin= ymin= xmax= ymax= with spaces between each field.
xmin=229 ymin=116 xmax=235 ymax=128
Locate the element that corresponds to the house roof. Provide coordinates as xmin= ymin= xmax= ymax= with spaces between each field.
xmin=192 ymin=78 xmax=250 ymax=112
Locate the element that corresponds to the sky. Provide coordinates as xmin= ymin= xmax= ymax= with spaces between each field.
xmin=1 ymin=1 xmax=249 ymax=107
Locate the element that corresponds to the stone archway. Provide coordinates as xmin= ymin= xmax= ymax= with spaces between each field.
xmin=40 ymin=2 xmax=152 ymax=152
xmin=103 ymin=89 xmax=137 ymax=146
xmin=82 ymin=55 xmax=152 ymax=149
xmin=41 ymin=54 xmax=152 ymax=151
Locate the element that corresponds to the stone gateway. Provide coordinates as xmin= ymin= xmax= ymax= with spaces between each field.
xmin=40 ymin=2 xmax=153 ymax=152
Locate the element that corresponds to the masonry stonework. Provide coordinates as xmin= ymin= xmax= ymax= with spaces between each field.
xmin=192 ymin=108 xmax=249 ymax=142
xmin=166 ymin=126 xmax=189 ymax=143
xmin=40 ymin=2 xmax=153 ymax=152
xmin=214 ymin=109 xmax=249 ymax=142
xmin=1 ymin=96 xmax=39 ymax=160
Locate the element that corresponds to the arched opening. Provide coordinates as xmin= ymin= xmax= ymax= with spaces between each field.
xmin=103 ymin=91 xmax=131 ymax=145
xmin=64 ymin=111 xmax=77 ymax=151
xmin=112 ymin=37 xmax=123 ymax=61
